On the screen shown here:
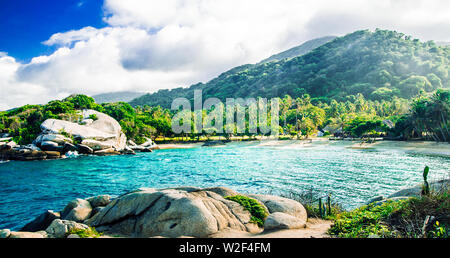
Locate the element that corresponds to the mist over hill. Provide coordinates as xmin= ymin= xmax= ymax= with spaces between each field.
xmin=93 ymin=91 xmax=144 ymax=104
xmin=129 ymin=29 xmax=449 ymax=108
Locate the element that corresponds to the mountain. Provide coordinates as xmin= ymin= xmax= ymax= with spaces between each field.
xmin=259 ymin=36 xmax=336 ymax=64
xmin=129 ymin=29 xmax=450 ymax=108
xmin=93 ymin=91 xmax=144 ymax=104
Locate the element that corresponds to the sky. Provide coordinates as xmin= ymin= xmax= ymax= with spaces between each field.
xmin=1 ymin=0 xmax=450 ymax=110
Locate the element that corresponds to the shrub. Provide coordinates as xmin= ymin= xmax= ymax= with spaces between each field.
xmin=68 ymin=227 xmax=103 ymax=238
xmin=225 ymin=195 xmax=268 ymax=227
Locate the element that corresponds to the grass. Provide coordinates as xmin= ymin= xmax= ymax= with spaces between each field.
xmin=276 ymin=188 xmax=344 ymax=219
xmin=225 ymin=195 xmax=268 ymax=227
xmin=68 ymin=227 xmax=103 ymax=238
xmin=328 ymin=186 xmax=450 ymax=238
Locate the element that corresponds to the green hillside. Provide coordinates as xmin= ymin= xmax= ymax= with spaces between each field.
xmin=258 ymin=36 xmax=336 ymax=64
xmin=130 ymin=29 xmax=450 ymax=108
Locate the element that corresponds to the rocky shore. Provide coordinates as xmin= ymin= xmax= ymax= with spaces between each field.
xmin=0 ymin=181 xmax=448 ymax=238
xmin=0 ymin=187 xmax=310 ymax=238
xmin=0 ymin=109 xmax=158 ymax=161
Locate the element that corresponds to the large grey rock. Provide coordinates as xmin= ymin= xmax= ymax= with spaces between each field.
xmin=264 ymin=212 xmax=306 ymax=230
xmin=0 ymin=229 xmax=10 ymax=238
xmin=248 ymin=194 xmax=307 ymax=222
xmin=45 ymin=219 xmax=89 ymax=238
xmin=39 ymin=109 xmax=127 ymax=152
xmin=86 ymin=188 xmax=260 ymax=237
xmin=86 ymin=195 xmax=111 ymax=208
xmin=61 ymin=198 xmax=92 ymax=222
xmin=21 ymin=210 xmax=60 ymax=232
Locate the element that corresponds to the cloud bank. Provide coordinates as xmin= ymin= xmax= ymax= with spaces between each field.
xmin=1 ymin=0 xmax=450 ymax=110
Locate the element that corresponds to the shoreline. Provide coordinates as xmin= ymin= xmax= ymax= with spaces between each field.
xmin=156 ymin=139 xmax=450 ymax=158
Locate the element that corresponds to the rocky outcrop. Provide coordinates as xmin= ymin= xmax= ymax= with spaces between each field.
xmin=0 ymin=109 xmax=139 ymax=161
xmin=0 ymin=187 xmax=309 ymax=238
xmin=367 ymin=179 xmax=450 ymax=206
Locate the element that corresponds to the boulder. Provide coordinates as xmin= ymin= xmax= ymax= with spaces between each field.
xmin=203 ymin=187 xmax=239 ymax=197
xmin=23 ymin=144 xmax=41 ymax=151
xmin=40 ymin=134 xmax=72 ymax=145
xmin=86 ymin=188 xmax=260 ymax=237
xmin=76 ymin=144 xmax=93 ymax=154
xmin=388 ymin=180 xmax=450 ymax=198
xmin=39 ymin=109 xmax=127 ymax=152
xmin=140 ymin=137 xmax=155 ymax=147
xmin=82 ymin=139 xmax=114 ymax=151
xmin=0 ymin=229 xmax=10 ymax=238
xmin=3 ymin=148 xmax=47 ymax=161
xmin=366 ymin=195 xmax=385 ymax=205
xmin=121 ymin=146 xmax=136 ymax=155
xmin=61 ymin=198 xmax=92 ymax=222
xmin=45 ymin=219 xmax=89 ymax=238
xmin=86 ymin=195 xmax=111 ymax=208
xmin=248 ymin=194 xmax=307 ymax=222
xmin=62 ymin=142 xmax=78 ymax=153
xmin=94 ymin=148 xmax=120 ymax=156
xmin=264 ymin=212 xmax=306 ymax=230
xmin=9 ymin=231 xmax=46 ymax=238
xmin=44 ymin=151 xmax=61 ymax=159
xmin=21 ymin=210 xmax=60 ymax=232
xmin=40 ymin=141 xmax=63 ymax=152
xmin=67 ymin=234 xmax=81 ymax=238
xmin=127 ymin=140 xmax=137 ymax=146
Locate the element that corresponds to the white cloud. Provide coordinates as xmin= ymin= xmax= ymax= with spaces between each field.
xmin=1 ymin=0 xmax=450 ymax=110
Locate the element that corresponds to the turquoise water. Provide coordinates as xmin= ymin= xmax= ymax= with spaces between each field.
xmin=0 ymin=141 xmax=449 ymax=230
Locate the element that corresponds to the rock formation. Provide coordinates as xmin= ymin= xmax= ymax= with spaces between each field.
xmin=0 ymin=187 xmax=309 ymax=238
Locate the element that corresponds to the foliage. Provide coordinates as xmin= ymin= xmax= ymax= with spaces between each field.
xmin=225 ymin=195 xmax=268 ymax=227
xmin=328 ymin=200 xmax=408 ymax=238
xmin=329 ymin=185 xmax=450 ymax=238
xmin=68 ymin=227 xmax=103 ymax=238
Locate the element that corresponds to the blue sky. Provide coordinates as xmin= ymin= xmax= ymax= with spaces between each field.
xmin=0 ymin=0 xmax=106 ymax=61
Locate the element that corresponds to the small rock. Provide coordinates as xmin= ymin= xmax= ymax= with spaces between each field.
xmin=0 ymin=229 xmax=11 ymax=238
xmin=86 ymin=195 xmax=111 ymax=208
xmin=45 ymin=219 xmax=89 ymax=238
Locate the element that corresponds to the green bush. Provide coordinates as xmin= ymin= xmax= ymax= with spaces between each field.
xmin=225 ymin=195 xmax=268 ymax=227
xmin=68 ymin=227 xmax=103 ymax=238
xmin=328 ymin=200 xmax=408 ymax=238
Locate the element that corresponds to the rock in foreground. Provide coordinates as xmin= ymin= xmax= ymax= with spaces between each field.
xmin=1 ymin=187 xmax=309 ymax=238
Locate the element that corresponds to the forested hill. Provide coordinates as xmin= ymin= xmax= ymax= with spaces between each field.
xmin=258 ymin=36 xmax=336 ymax=64
xmin=130 ymin=29 xmax=450 ymax=108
